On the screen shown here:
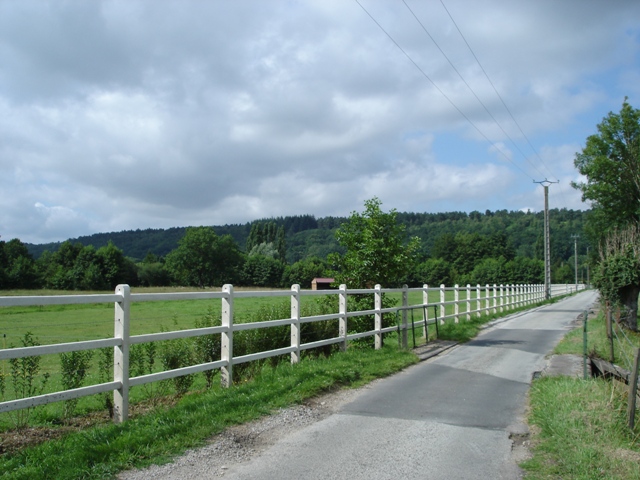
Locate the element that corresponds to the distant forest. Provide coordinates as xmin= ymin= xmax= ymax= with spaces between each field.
xmin=26 ymin=209 xmax=588 ymax=265
xmin=0 ymin=208 xmax=591 ymax=291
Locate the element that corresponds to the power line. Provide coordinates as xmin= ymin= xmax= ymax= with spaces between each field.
xmin=438 ymin=0 xmax=559 ymax=183
xmin=354 ymin=0 xmax=534 ymax=181
xmin=401 ymin=0 xmax=548 ymax=181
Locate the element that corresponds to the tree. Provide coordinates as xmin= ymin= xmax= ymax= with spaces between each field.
xmin=573 ymin=99 xmax=640 ymax=239
xmin=165 ymin=227 xmax=243 ymax=287
xmin=594 ymin=224 xmax=640 ymax=330
xmin=573 ymin=100 xmax=640 ymax=329
xmin=328 ymin=197 xmax=420 ymax=288
xmin=95 ymin=242 xmax=137 ymax=289
xmin=241 ymin=255 xmax=285 ymax=287
xmin=281 ymin=257 xmax=328 ymax=288
xmin=0 ymin=238 xmax=40 ymax=289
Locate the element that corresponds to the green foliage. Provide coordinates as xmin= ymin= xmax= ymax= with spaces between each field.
xmin=14 ymin=208 xmax=590 ymax=291
xmin=0 ymin=344 xmax=416 ymax=479
xmin=97 ymin=347 xmax=114 ymax=417
xmin=407 ymin=258 xmax=452 ymax=287
xmin=136 ymin=261 xmax=171 ymax=287
xmin=165 ymin=227 xmax=244 ymax=287
xmin=593 ymin=224 xmax=640 ymax=329
xmin=6 ymin=333 xmax=50 ymax=428
xmin=0 ymin=238 xmax=40 ymax=289
xmin=573 ymin=99 xmax=640 ymax=241
xmin=329 ymin=197 xmax=421 ymax=288
xmin=159 ymin=319 xmax=196 ymax=395
xmin=281 ymin=256 xmax=329 ymax=288
xmin=59 ymin=349 xmax=93 ymax=419
xmin=241 ymin=255 xmax=286 ymax=287
xmin=523 ymin=376 xmax=640 ymax=479
xmin=246 ymin=222 xmax=286 ymax=262
xmin=193 ymin=307 xmax=221 ymax=388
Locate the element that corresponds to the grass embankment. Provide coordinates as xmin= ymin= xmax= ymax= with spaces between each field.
xmin=0 ymin=287 xmax=565 ymax=479
xmin=522 ymin=310 xmax=640 ymax=479
xmin=0 ymin=344 xmax=418 ymax=479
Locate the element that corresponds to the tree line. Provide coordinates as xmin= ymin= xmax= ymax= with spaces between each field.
xmin=1 ymin=204 xmax=589 ymax=291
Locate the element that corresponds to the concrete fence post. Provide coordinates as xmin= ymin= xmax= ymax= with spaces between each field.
xmin=466 ymin=284 xmax=471 ymax=321
xmin=291 ymin=284 xmax=301 ymax=364
xmin=401 ymin=285 xmax=408 ymax=349
xmin=113 ymin=284 xmax=130 ymax=424
xmin=440 ymin=284 xmax=446 ymax=324
xmin=454 ymin=284 xmax=460 ymax=323
xmin=374 ymin=284 xmax=382 ymax=350
xmin=476 ymin=284 xmax=481 ymax=317
xmin=339 ymin=284 xmax=348 ymax=351
xmin=499 ymin=285 xmax=504 ymax=312
xmin=493 ymin=284 xmax=498 ymax=314
xmin=423 ymin=284 xmax=429 ymax=338
xmin=485 ymin=284 xmax=490 ymax=316
xmin=221 ymin=284 xmax=234 ymax=387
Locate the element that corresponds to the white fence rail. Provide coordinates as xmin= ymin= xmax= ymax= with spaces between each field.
xmin=0 ymin=282 xmax=585 ymax=423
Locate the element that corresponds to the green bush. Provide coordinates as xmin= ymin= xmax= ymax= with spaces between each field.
xmin=59 ymin=349 xmax=93 ymax=419
xmin=6 ymin=333 xmax=50 ymax=428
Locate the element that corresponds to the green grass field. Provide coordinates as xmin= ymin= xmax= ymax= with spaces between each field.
xmin=0 ymin=285 xmax=541 ymax=430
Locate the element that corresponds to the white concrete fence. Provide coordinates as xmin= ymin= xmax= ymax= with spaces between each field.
xmin=0 ymin=282 xmax=585 ymax=423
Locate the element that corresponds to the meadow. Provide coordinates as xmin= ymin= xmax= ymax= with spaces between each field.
xmin=0 ymin=285 xmax=537 ymax=431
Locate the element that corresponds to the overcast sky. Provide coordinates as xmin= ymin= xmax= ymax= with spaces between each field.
xmin=1 ymin=0 xmax=639 ymax=245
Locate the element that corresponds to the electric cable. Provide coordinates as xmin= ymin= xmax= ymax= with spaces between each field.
xmin=402 ymin=0 xmax=548 ymax=181
xmin=354 ymin=0 xmax=534 ymax=181
xmin=439 ymin=0 xmax=559 ymax=183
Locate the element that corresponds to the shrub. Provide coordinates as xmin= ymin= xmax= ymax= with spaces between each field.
xmin=6 ymin=333 xmax=49 ymax=428
xmin=59 ymin=349 xmax=93 ymax=419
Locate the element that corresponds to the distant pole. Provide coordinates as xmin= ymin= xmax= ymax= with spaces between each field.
xmin=572 ymin=234 xmax=579 ymax=290
xmin=534 ymin=179 xmax=558 ymax=300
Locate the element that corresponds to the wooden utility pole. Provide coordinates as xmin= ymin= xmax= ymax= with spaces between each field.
xmin=572 ymin=234 xmax=579 ymax=290
xmin=535 ymin=179 xmax=558 ymax=300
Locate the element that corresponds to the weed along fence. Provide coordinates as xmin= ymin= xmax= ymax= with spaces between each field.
xmin=0 ymin=282 xmax=585 ymax=424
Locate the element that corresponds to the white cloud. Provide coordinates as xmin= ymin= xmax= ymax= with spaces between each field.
xmin=0 ymin=0 xmax=637 ymax=243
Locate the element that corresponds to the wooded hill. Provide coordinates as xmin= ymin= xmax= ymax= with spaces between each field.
xmin=26 ymin=208 xmax=588 ymax=267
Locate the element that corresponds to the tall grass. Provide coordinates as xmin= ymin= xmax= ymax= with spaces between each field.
xmin=0 ymin=344 xmax=417 ymax=479
xmin=522 ymin=310 xmax=640 ymax=478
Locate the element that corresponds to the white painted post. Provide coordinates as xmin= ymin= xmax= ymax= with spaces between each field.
xmin=493 ymin=284 xmax=498 ymax=314
xmin=485 ymin=284 xmax=490 ymax=316
xmin=476 ymin=284 xmax=481 ymax=318
xmin=401 ymin=284 xmax=409 ymax=349
xmin=466 ymin=284 xmax=471 ymax=321
xmin=339 ymin=284 xmax=348 ymax=351
xmin=221 ymin=284 xmax=234 ymax=387
xmin=291 ymin=284 xmax=301 ymax=363
xmin=374 ymin=284 xmax=382 ymax=349
xmin=440 ymin=284 xmax=446 ymax=324
xmin=113 ymin=284 xmax=130 ymax=423
xmin=499 ymin=285 xmax=504 ymax=312
xmin=518 ymin=284 xmax=523 ymax=307
xmin=423 ymin=284 xmax=429 ymax=338
xmin=454 ymin=284 xmax=460 ymax=323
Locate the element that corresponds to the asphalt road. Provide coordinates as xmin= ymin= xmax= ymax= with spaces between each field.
xmin=221 ymin=290 xmax=599 ymax=480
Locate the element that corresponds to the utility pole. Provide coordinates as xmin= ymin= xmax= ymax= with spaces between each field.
xmin=587 ymin=246 xmax=590 ymax=286
xmin=572 ymin=234 xmax=579 ymax=290
xmin=534 ymin=179 xmax=559 ymax=300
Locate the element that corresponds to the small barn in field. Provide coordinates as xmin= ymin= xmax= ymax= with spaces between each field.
xmin=311 ymin=277 xmax=335 ymax=290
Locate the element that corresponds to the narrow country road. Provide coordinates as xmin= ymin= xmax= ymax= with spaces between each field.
xmin=121 ymin=290 xmax=599 ymax=480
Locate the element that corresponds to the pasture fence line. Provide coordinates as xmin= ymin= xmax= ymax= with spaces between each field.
xmin=0 ymin=282 xmax=585 ymax=423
